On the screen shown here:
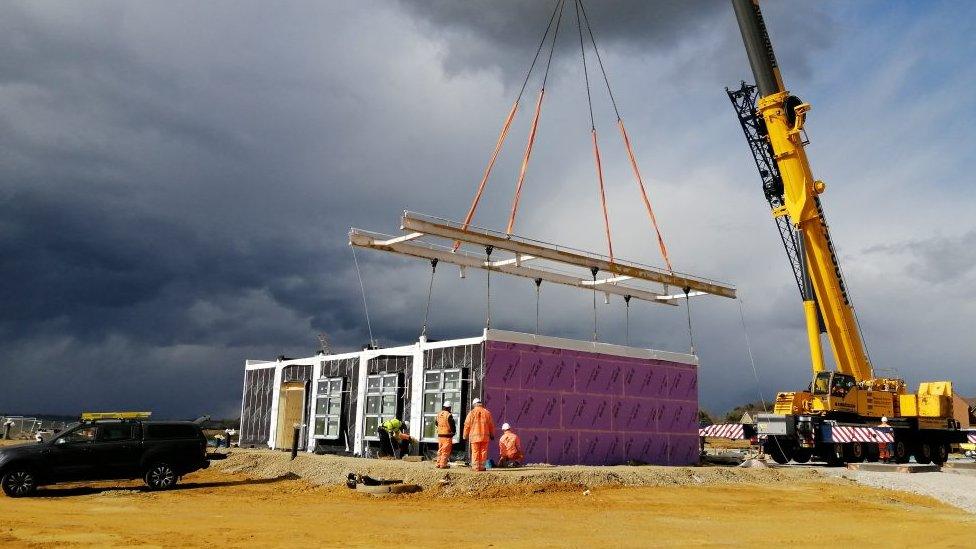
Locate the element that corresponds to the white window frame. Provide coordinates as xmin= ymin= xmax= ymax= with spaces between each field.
xmin=314 ymin=377 xmax=343 ymax=440
xmin=420 ymin=368 xmax=462 ymax=443
xmin=364 ymin=373 xmax=399 ymax=441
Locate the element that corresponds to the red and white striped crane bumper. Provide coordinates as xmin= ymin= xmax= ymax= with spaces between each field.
xmin=968 ymin=431 xmax=976 ymax=444
xmin=824 ymin=424 xmax=893 ymax=443
xmin=699 ymin=423 xmax=746 ymax=439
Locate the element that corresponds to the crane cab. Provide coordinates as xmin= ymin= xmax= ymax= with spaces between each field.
xmin=810 ymin=372 xmax=858 ymax=414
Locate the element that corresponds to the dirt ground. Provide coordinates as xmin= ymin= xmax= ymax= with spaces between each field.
xmin=1 ymin=452 xmax=975 ymax=547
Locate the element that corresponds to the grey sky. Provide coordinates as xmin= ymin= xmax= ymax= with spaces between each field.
xmin=1 ymin=1 xmax=973 ymax=419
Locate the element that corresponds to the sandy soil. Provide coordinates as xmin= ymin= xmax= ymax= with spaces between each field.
xmin=1 ymin=452 xmax=975 ymax=547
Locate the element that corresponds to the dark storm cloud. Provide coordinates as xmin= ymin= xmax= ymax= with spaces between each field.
xmin=0 ymin=0 xmax=972 ymax=420
xmin=396 ymin=0 xmax=832 ymax=85
xmin=396 ymin=0 xmax=725 ymax=75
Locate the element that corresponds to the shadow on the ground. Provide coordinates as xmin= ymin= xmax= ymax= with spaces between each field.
xmin=34 ymin=473 xmax=299 ymax=498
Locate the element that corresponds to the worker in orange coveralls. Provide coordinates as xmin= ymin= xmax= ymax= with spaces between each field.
xmin=498 ymin=423 xmax=524 ymax=467
xmin=877 ymin=416 xmax=893 ymax=462
xmin=463 ymin=398 xmax=495 ymax=471
xmin=435 ymin=402 xmax=456 ymax=469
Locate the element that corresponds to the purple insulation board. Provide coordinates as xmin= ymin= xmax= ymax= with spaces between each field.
xmin=484 ymin=341 xmax=698 ymax=466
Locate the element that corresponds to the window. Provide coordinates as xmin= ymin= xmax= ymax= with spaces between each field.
xmin=421 ymin=369 xmax=462 ymax=441
xmin=364 ymin=374 xmax=399 ymax=440
xmin=57 ymin=426 xmax=96 ymax=444
xmin=314 ymin=377 xmax=343 ymax=439
xmin=97 ymin=423 xmax=135 ymax=442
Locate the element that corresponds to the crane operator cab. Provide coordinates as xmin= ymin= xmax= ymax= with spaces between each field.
xmin=810 ymin=372 xmax=858 ymax=414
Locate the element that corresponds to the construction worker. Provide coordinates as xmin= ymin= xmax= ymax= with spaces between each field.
xmin=498 ymin=423 xmax=524 ymax=467
xmin=435 ymin=402 xmax=456 ymax=469
xmin=379 ymin=418 xmax=410 ymax=458
xmin=877 ymin=416 xmax=893 ymax=462
xmin=463 ymin=398 xmax=495 ymax=472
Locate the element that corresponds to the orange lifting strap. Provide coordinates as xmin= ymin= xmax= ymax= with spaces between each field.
xmin=590 ymin=128 xmax=614 ymax=263
xmin=506 ymin=89 xmax=545 ymax=235
xmin=618 ymin=119 xmax=673 ymax=272
xmin=455 ymin=100 xmax=519 ymax=251
xmin=457 ymin=0 xmax=565 ymax=244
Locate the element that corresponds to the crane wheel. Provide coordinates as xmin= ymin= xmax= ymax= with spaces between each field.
xmin=763 ymin=439 xmax=791 ymax=465
xmin=892 ymin=440 xmax=910 ymax=464
xmin=844 ymin=442 xmax=866 ymax=463
xmin=865 ymin=444 xmax=880 ymax=463
xmin=792 ymin=448 xmax=812 ymax=464
xmin=933 ymin=443 xmax=949 ymax=466
xmin=914 ymin=442 xmax=933 ymax=465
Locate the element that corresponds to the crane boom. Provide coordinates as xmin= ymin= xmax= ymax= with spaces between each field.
xmin=731 ymin=0 xmax=871 ymax=381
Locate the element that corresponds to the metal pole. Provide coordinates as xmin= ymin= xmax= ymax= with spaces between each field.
xmin=291 ymin=424 xmax=300 ymax=460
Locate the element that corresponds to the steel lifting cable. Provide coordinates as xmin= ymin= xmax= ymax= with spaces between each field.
xmin=456 ymin=0 xmax=565 ymax=250
xmin=683 ymin=287 xmax=695 ymax=355
xmin=485 ymin=245 xmax=494 ymax=329
xmin=578 ymin=0 xmax=673 ymax=272
xmin=351 ymin=245 xmax=376 ymax=347
xmin=421 ymin=258 xmax=438 ymax=338
xmin=736 ymin=297 xmax=769 ymax=413
xmin=590 ymin=266 xmax=599 ymax=341
xmin=507 ymin=0 xmax=567 ymax=235
xmin=534 ymin=277 xmax=543 ymax=334
xmin=624 ymin=294 xmax=631 ymax=346
xmin=575 ymin=0 xmax=614 ymax=263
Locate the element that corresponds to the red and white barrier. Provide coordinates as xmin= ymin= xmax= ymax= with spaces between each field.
xmin=967 ymin=432 xmax=976 ymax=444
xmin=699 ymin=423 xmax=746 ymax=439
xmin=827 ymin=424 xmax=894 ymax=443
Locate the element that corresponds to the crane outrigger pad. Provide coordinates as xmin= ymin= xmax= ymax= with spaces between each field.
xmin=349 ymin=211 xmax=736 ymax=305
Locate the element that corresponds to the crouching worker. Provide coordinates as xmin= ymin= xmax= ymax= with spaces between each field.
xmin=463 ymin=398 xmax=495 ymax=472
xmin=498 ymin=423 xmax=524 ymax=467
xmin=378 ymin=418 xmax=411 ymax=458
xmin=435 ymin=402 xmax=456 ymax=469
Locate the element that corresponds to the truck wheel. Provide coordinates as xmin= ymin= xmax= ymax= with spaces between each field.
xmin=2 ymin=468 xmax=38 ymax=498
xmin=144 ymin=462 xmax=178 ymax=490
xmin=892 ymin=440 xmax=910 ymax=464
xmin=792 ymin=448 xmax=812 ymax=464
xmin=763 ymin=439 xmax=791 ymax=465
xmin=823 ymin=444 xmax=845 ymax=467
xmin=933 ymin=443 xmax=949 ymax=465
xmin=914 ymin=442 xmax=933 ymax=465
xmin=845 ymin=442 xmax=866 ymax=463
xmin=865 ymin=444 xmax=880 ymax=463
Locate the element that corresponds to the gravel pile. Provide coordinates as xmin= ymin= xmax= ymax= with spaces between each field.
xmin=214 ymin=449 xmax=822 ymax=496
xmin=828 ymin=468 xmax=976 ymax=514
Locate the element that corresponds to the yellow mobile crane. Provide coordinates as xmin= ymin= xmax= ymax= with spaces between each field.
xmin=728 ymin=0 xmax=973 ymax=465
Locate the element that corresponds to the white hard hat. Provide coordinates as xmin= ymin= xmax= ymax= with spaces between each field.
xmin=502 ymin=423 xmax=511 ymax=431
xmin=881 ymin=417 xmax=888 ymax=422
xmin=472 ymin=398 xmax=482 ymax=405
xmin=443 ymin=401 xmax=453 ymax=408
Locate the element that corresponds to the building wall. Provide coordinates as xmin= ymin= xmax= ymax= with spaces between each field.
xmin=482 ymin=340 xmax=699 ymax=466
xmin=313 ymin=357 xmax=359 ymax=453
xmin=240 ymin=366 xmax=275 ymax=447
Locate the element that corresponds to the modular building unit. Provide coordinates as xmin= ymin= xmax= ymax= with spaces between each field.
xmin=239 ymin=329 xmax=698 ymax=466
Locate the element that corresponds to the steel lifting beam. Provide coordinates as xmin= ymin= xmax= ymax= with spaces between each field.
xmin=349 ymin=229 xmax=677 ymax=305
xmin=399 ymin=211 xmax=736 ymax=299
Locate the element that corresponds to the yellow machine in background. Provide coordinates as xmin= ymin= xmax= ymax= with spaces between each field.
xmin=729 ymin=0 xmax=971 ymax=465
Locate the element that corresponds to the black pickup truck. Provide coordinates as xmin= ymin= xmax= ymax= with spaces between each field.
xmin=0 ymin=419 xmax=210 ymax=497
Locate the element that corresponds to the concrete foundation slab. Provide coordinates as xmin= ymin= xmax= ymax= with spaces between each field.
xmin=942 ymin=461 xmax=976 ymax=470
xmin=846 ymin=463 xmax=941 ymax=473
